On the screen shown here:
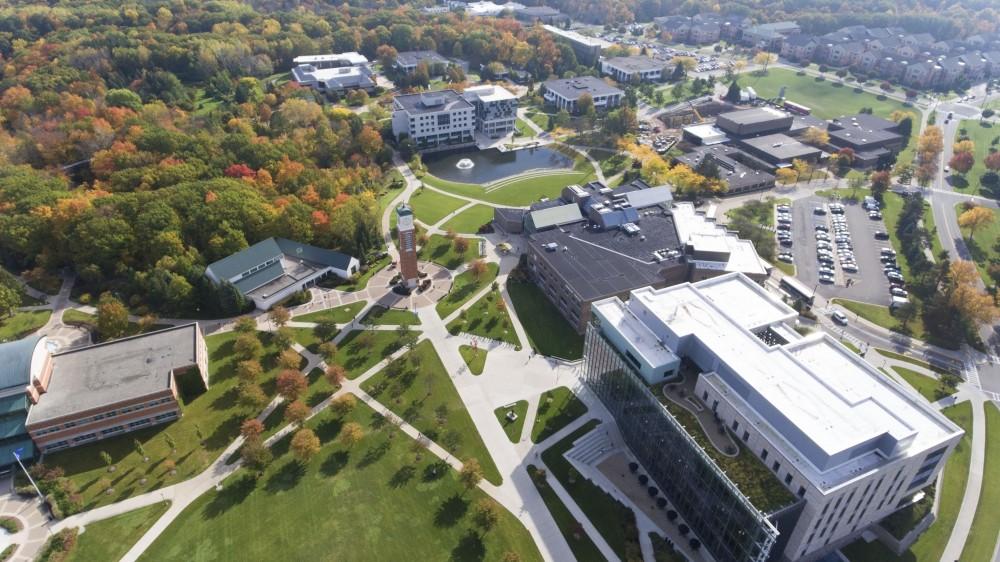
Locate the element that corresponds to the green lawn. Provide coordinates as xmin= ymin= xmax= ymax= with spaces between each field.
xmin=532 ymin=387 xmax=588 ymax=444
xmin=361 ymin=305 xmax=420 ymax=326
xmin=378 ymin=169 xmax=406 ymax=214
xmin=289 ymin=327 xmax=324 ymax=353
xmin=952 ymin=120 xmax=999 ymax=196
xmin=446 ymin=290 xmax=520 ymax=346
xmin=649 ymin=532 xmax=688 ymax=562
xmin=842 ymin=402 xmax=973 ymax=561
xmin=67 ymin=501 xmax=170 ymax=562
xmin=436 ymin=263 xmax=499 ymax=319
xmin=440 ymin=204 xmax=495 ymax=234
xmin=960 ymin=402 xmax=1000 ymax=562
xmin=527 ymin=465 xmax=605 ymax=562
xmin=506 ymin=281 xmax=584 ymax=360
xmin=773 ymin=261 xmax=796 ymax=276
xmin=361 ymin=340 xmax=502 ymax=485
xmin=418 ymin=234 xmax=482 ymax=269
xmin=321 ymin=257 xmax=390 ymax=292
xmin=515 ymin=117 xmax=537 ymax=138
xmin=47 ymin=331 xmax=301 ymax=509
xmin=736 ymin=69 xmax=914 ymax=120
xmin=294 ymin=301 xmax=367 ymax=324
xmin=459 ymin=345 xmax=487 ymax=375
xmin=303 ymin=367 xmax=337 ymax=408
xmin=527 ymin=111 xmax=551 ymax=131
xmin=494 ymin=401 xmax=528 ymax=443
xmin=139 ymin=400 xmax=540 ymax=562
xmin=831 ymin=299 xmax=927 ymax=341
xmin=542 ymin=420 xmax=642 ymax=561
xmin=955 ymin=204 xmax=999 ymax=286
xmin=407 ymin=188 xmax=468 ymax=226
xmin=891 ymin=366 xmax=954 ymax=402
xmin=875 ymin=348 xmax=957 ymax=375
xmin=421 ymin=168 xmax=595 ymax=206
xmin=334 ymin=329 xmax=415 ymax=379
xmin=0 ymin=309 xmax=50 ymax=342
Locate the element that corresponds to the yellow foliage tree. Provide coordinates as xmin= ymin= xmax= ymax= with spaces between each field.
xmin=958 ymin=205 xmax=995 ymax=237
xmin=802 ymin=127 xmax=830 ymax=147
xmin=952 ymin=139 xmax=975 ymax=154
xmin=775 ymin=168 xmax=799 ymax=185
xmin=948 ymin=260 xmax=999 ymax=326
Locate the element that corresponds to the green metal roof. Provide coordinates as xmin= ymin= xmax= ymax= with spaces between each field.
xmin=0 ymin=438 xmax=34 ymax=464
xmin=0 ymin=395 xmax=27 ymax=417
xmin=0 ymin=336 xmax=41 ymax=390
xmin=206 ymin=237 xmax=355 ymax=292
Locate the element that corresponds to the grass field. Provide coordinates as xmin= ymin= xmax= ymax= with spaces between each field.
xmin=459 ymin=344 xmax=487 ymax=375
xmin=418 ymin=234 xmax=482 ymax=269
xmin=322 ymin=257 xmax=390 ymax=292
xmin=421 ymin=168 xmax=595 ymax=206
xmin=334 ymin=329 xmax=414 ymax=379
xmin=952 ymin=120 xmax=1000 ymax=196
xmin=361 ymin=341 xmax=502 ymax=485
xmin=407 ymin=188 xmax=467 ymax=226
xmin=960 ymin=402 xmax=1000 ymax=562
xmin=891 ymin=366 xmax=953 ymax=402
xmin=294 ymin=301 xmax=366 ymax=324
xmin=446 ymin=290 xmax=520 ymax=346
xmin=494 ymin=401 xmax=528 ymax=443
xmin=840 ymin=402 xmax=973 ymax=562
xmin=506 ymin=281 xmax=584 ymax=360
xmin=47 ymin=331 xmax=301 ymax=509
xmin=67 ymin=501 xmax=170 ymax=562
xmin=0 ymin=309 xmax=50 ymax=342
xmin=440 ymin=204 xmax=494 ymax=234
xmin=737 ymin=69 xmax=914 ymax=120
xmin=436 ymin=263 xmax=499 ymax=319
xmin=527 ymin=464 xmax=606 ymax=562
xmin=532 ymin=387 xmax=588 ymax=444
xmin=139 ymin=400 xmax=539 ymax=562
xmin=955 ymin=203 xmax=999 ymax=286
xmin=515 ymin=117 xmax=537 ymax=137
xmin=361 ymin=305 xmax=420 ymax=326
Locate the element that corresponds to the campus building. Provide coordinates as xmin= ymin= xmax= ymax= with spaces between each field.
xmin=585 ymin=273 xmax=963 ymax=561
xmin=736 ymin=133 xmax=823 ymax=170
xmin=0 ymin=337 xmax=49 ymax=466
xmin=25 ymin=324 xmax=210 ymax=453
xmin=826 ymin=114 xmax=905 ymax=168
xmin=542 ymin=25 xmax=611 ymax=65
xmin=291 ymin=64 xmax=376 ymax=93
xmin=674 ymin=144 xmax=777 ymax=195
xmin=206 ymin=237 xmax=360 ymax=310
xmin=504 ymin=180 xmax=769 ymax=332
xmin=394 ymin=51 xmax=468 ymax=75
xmin=600 ymin=56 xmax=669 ymax=83
xmin=396 ymin=203 xmax=420 ymax=288
xmin=542 ymin=76 xmax=624 ymax=113
xmin=391 ymin=90 xmax=477 ymax=151
xmin=716 ymin=107 xmax=795 ymax=138
xmin=462 ymin=85 xmax=518 ymax=138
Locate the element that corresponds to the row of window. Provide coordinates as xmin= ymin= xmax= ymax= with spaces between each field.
xmin=34 ymin=396 xmax=175 ymax=436
xmin=44 ymin=411 xmax=179 ymax=452
xmin=239 ymin=257 xmax=279 ymax=280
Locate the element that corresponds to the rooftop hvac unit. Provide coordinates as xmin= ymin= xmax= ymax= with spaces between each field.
xmin=599 ymin=187 xmax=613 ymax=195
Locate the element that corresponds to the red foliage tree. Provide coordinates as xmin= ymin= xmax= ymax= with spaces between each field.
xmin=949 ymin=151 xmax=975 ymax=175
xmin=276 ymin=370 xmax=307 ymax=401
xmin=224 ymin=163 xmax=257 ymax=179
xmin=984 ymin=151 xmax=1000 ymax=171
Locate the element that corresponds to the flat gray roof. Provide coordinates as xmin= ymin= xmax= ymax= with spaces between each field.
xmin=27 ymin=325 xmax=201 ymax=425
xmin=740 ymin=133 xmax=821 ymax=161
xmin=718 ymin=107 xmax=791 ymax=127
xmin=394 ymin=90 xmax=473 ymax=115
xmin=544 ymin=76 xmax=623 ymax=101
xmin=604 ymin=56 xmax=668 ymax=73
xmin=396 ymin=50 xmax=450 ymax=67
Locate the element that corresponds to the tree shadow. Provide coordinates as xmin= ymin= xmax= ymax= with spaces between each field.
xmin=320 ymin=451 xmax=350 ymax=477
xmin=265 ymin=460 xmax=306 ymax=493
xmin=315 ymin=417 xmax=344 ymax=442
xmin=423 ymin=461 xmax=448 ymax=482
xmin=434 ymin=494 xmax=469 ymax=528
xmin=356 ymin=440 xmax=391 ymax=469
xmin=450 ymin=530 xmax=486 ymax=561
xmin=389 ymin=465 xmax=416 ymax=488
xmin=205 ymin=473 xmax=257 ymax=518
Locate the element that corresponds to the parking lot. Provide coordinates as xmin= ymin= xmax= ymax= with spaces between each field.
xmin=787 ymin=196 xmax=895 ymax=305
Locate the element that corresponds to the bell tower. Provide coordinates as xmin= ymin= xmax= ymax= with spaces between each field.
xmin=396 ymin=203 xmax=419 ymax=288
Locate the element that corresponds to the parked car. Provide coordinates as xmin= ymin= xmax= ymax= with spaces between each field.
xmin=819 ymin=274 xmax=835 ymax=284
xmin=874 ymin=231 xmax=889 ymax=240
xmin=890 ymin=287 xmax=908 ymax=298
xmin=813 ymin=206 xmax=827 ymax=215
xmin=778 ymin=253 xmax=794 ymax=263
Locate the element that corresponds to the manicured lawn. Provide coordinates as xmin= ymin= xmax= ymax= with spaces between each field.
xmin=726 ymin=197 xmax=777 ymax=227
xmin=47 ymin=331 xmax=302 ymax=509
xmin=494 ymin=401 xmax=528 ymax=443
xmin=532 ymin=387 xmax=588 ymax=443
xmin=649 ymin=532 xmax=688 ymax=562
xmin=289 ymin=327 xmax=324 ymax=353
xmin=361 ymin=305 xmax=420 ymax=326
xmin=952 ymin=120 xmax=1000 ymax=196
xmin=436 ymin=263 xmax=499 ymax=319
xmin=527 ymin=465 xmax=605 ymax=562
xmin=446 ymin=290 xmax=520 ymax=346
xmin=527 ymin=111 xmax=551 ymax=131
xmin=880 ymin=487 xmax=933 ymax=540
xmin=361 ymin=341 xmax=502 ymax=485
xmin=541 ymin=420 xmax=641 ymax=561
xmin=321 ymin=257 xmax=390 ymax=292
xmin=459 ymin=345 xmax=487 ymax=375
xmin=67 ymin=501 xmax=170 ymax=562
xmin=421 ymin=168 xmax=595 ymax=206
xmin=831 ymin=299 xmax=927 ymax=341
xmin=960 ymin=402 xmax=1000 ymax=562
xmin=61 ymin=309 xmax=172 ymax=343
xmin=507 ymin=281 xmax=584 ymax=359
xmin=139 ymin=400 xmax=540 ymax=562
xmin=875 ymin=348 xmax=957 ymax=375
xmin=515 ymin=117 xmax=537 ymax=137
xmin=841 ymin=402 xmax=973 ymax=561
xmin=736 ymin=69 xmax=913 ymax=120
xmin=891 ymin=366 xmax=954 ymax=402
xmin=773 ymin=261 xmax=796 ymax=276
xmin=842 ymin=340 xmax=861 ymax=354
xmin=407 ymin=188 xmax=467 ymax=226
xmin=294 ymin=301 xmax=366 ymax=324
xmin=440 ymin=204 xmax=495 ymax=234
xmin=0 ymin=309 xmax=50 ymax=342
xmin=955 ymin=203 xmax=999 ymax=285
xmin=335 ymin=329 xmax=415 ymax=379
xmin=418 ymin=233 xmax=482 ymax=269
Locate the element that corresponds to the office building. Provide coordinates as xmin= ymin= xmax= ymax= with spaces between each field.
xmin=542 ymin=76 xmax=624 ymax=113
xmin=462 ymin=85 xmax=518 ymax=138
xmin=675 ymin=144 xmax=777 ymax=195
xmin=514 ymin=6 xmax=568 ymax=25
xmin=291 ymin=64 xmax=376 ymax=93
xmin=26 ymin=324 xmax=210 ymax=453
xmin=394 ymin=51 xmax=468 ymax=75
xmin=716 ymin=107 xmax=795 ymax=138
xmin=292 ymin=52 xmax=369 ymax=68
xmin=391 ymin=90 xmax=477 ymax=150
xmin=601 ymin=56 xmax=669 ymax=83
xmin=586 ymin=273 xmax=964 ymax=561
xmin=0 ymin=337 xmax=47 ymax=466
xmin=826 ymin=114 xmax=905 ymax=168
xmin=542 ymin=25 xmax=611 ymax=65
xmin=205 ymin=237 xmax=360 ymax=310
xmin=736 ymin=133 xmax=823 ymax=169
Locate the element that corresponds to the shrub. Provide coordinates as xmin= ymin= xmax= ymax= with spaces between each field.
xmin=628 ymin=462 xmax=639 ymax=473
xmin=690 ymin=538 xmax=701 ymax=550
xmin=656 ymin=497 xmax=667 ymax=508
xmin=37 ymin=527 xmax=78 ymax=562
xmin=666 ymin=509 xmax=678 ymax=521
xmin=647 ymin=486 xmax=659 ymax=496
xmin=0 ymin=517 xmax=19 ymax=533
xmin=678 ymin=524 xmax=690 ymax=536
xmin=638 ymin=474 xmax=649 ymax=485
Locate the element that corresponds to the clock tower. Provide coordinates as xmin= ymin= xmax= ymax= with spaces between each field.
xmin=396 ymin=203 xmax=419 ymax=288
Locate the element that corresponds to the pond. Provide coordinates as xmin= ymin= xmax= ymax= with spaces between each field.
xmin=423 ymin=146 xmax=574 ymax=184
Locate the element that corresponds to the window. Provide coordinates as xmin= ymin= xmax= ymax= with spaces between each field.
xmin=731 ymin=420 xmax=739 ymax=431
xmin=785 ymin=473 xmax=793 ymax=485
xmin=798 ymin=486 xmax=806 ymax=498
xmin=761 ymin=449 xmax=769 ymax=461
xmin=772 ymin=461 xmax=780 ymax=472
xmin=742 ymin=430 xmax=749 ymax=442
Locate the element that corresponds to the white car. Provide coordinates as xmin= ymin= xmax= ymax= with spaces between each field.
xmin=831 ymin=311 xmax=849 ymax=325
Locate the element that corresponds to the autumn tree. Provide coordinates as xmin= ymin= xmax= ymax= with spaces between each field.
xmin=325 ymin=365 xmax=346 ymax=388
xmin=469 ymin=259 xmax=488 ymax=280
xmin=984 ymin=151 xmax=1000 ymax=171
xmin=285 ymin=400 xmax=310 ymax=425
xmin=96 ymin=293 xmax=129 ymax=339
xmin=753 ymin=51 xmax=777 ymax=73
xmin=331 ymin=393 xmax=357 ymax=416
xmin=953 ymin=139 xmax=975 ymax=154
xmin=947 ymin=260 xmax=999 ymax=327
xmin=278 ymin=348 xmax=301 ymax=370
xmin=802 ymin=127 xmax=830 ymax=147
xmin=273 ymin=326 xmax=295 ymax=350
xmin=339 ymin=421 xmax=365 ymax=448
xmin=236 ymin=360 xmax=262 ymax=383
xmin=234 ymin=317 xmax=257 ymax=334
xmin=775 ymin=168 xmax=798 ymax=185
xmin=792 ymin=159 xmax=812 ymax=183
xmin=241 ymin=440 xmax=273 ymax=475
xmin=474 ymin=498 xmax=500 ymax=531
xmin=949 ymin=151 xmax=975 ymax=176
xmin=870 ymin=170 xmax=891 ymax=202
xmin=453 ymin=236 xmax=470 ymax=255
xmin=238 ymin=383 xmax=268 ymax=410
xmin=241 ymin=418 xmax=264 ymax=441
xmin=276 ymin=370 xmax=307 ymax=401
xmin=234 ymin=333 xmax=263 ymax=361
xmin=958 ymin=205 xmax=996 ymax=238
xmin=318 ymin=342 xmax=339 ymax=362
xmin=268 ymin=305 xmax=290 ymax=327
xmin=291 ymin=428 xmax=321 ymax=463
xmin=460 ymin=458 xmax=484 ymax=491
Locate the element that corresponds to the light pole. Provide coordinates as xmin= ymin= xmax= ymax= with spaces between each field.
xmin=12 ymin=449 xmax=43 ymax=501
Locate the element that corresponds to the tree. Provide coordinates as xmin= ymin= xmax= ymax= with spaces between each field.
xmin=551 ymin=109 xmax=571 ymax=130
xmin=276 ymin=370 xmax=307 ymax=401
xmin=0 ymin=285 xmax=19 ymax=318
xmin=325 ymin=365 xmax=346 ymax=388
xmin=241 ymin=418 xmax=264 ymax=441
xmin=100 ymin=451 xmax=113 ymax=471
xmin=234 ymin=317 xmax=257 ymax=334
xmin=96 ymin=293 xmax=129 ymax=339
xmin=284 ymin=400 xmax=310 ymax=425
xmin=724 ymin=80 xmax=741 ymax=103
xmin=802 ymin=127 xmax=830 ymax=147
xmin=164 ymin=433 xmax=176 ymax=453
xmin=893 ymin=302 xmax=918 ymax=328
xmin=474 ymin=498 xmax=500 ymax=531
xmin=291 ymin=428 xmax=321 ymax=463
xmin=268 ymin=306 xmax=290 ymax=327
xmin=984 ymin=151 xmax=1000 ymax=171
xmin=958 ymin=205 xmax=995 ymax=238
xmin=318 ymin=342 xmax=339 ymax=362
xmin=339 ymin=421 xmax=365 ymax=447
xmin=331 ymin=393 xmax=357 ymax=416
xmin=953 ymin=139 xmax=975 ymax=154
xmin=278 ymin=348 xmax=301 ymax=370
xmin=949 ymin=151 xmax=975 ymax=176
xmin=870 ymin=170 xmax=891 ymax=202
xmin=775 ymin=168 xmax=798 ymax=185
xmin=241 ymin=439 xmax=273 ymax=474
xmin=792 ymin=159 xmax=812 ymax=183
xmin=273 ymin=327 xmax=294 ymax=350
xmin=134 ymin=439 xmax=147 ymax=460
xmin=453 ymin=237 xmax=470 ymax=254
xmin=460 ymin=458 xmax=484 ymax=491
xmin=948 ymin=260 xmax=999 ymax=326
xmin=753 ymin=51 xmax=777 ymax=73
xmin=238 ymin=383 xmax=268 ymax=410
xmin=469 ymin=259 xmax=488 ymax=280
xmin=236 ymin=360 xmax=263 ymax=383
xmin=234 ymin=333 xmax=263 ymax=361
xmin=670 ymin=62 xmax=686 ymax=82
xmin=576 ymin=93 xmax=595 ymax=116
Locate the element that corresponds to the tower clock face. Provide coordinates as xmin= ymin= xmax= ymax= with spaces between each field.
xmin=398 ymin=214 xmax=414 ymax=231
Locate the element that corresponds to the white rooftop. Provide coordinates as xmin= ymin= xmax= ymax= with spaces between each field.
xmin=672 ymin=202 xmax=769 ymax=278
xmin=292 ymin=65 xmax=372 ymax=86
xmin=543 ymin=25 xmax=614 ymax=48
xmin=683 ymin=123 xmax=729 ymax=145
xmin=463 ymin=85 xmax=517 ymax=103
xmin=594 ymin=298 xmax=679 ymax=368
xmin=292 ymin=52 xmax=369 ymax=66
xmin=622 ymin=274 xmax=962 ymax=491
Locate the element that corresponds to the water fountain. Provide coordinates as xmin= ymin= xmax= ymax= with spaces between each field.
xmin=455 ymin=158 xmax=475 ymax=170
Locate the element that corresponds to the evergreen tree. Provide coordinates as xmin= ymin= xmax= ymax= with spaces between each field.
xmin=725 ymin=80 xmax=741 ymax=103
xmin=671 ymin=62 xmax=686 ymax=82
